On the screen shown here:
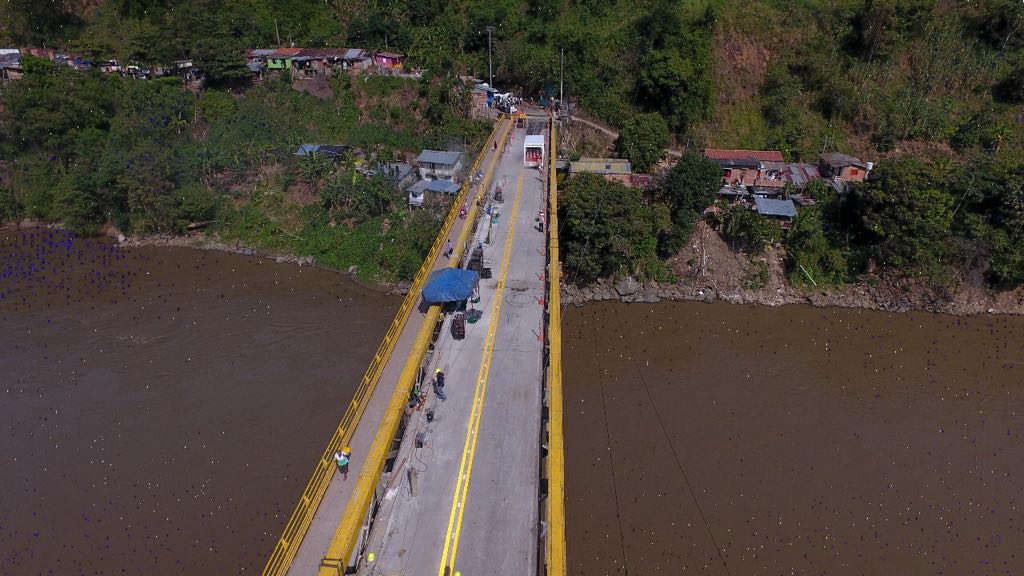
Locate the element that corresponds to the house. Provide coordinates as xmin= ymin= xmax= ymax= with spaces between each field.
xmin=754 ymin=197 xmax=797 ymax=220
xmin=415 ymin=150 xmax=463 ymax=180
xmin=365 ymin=162 xmax=415 ymax=190
xmin=569 ymin=157 xmax=653 ymax=189
xmin=784 ymin=163 xmax=822 ymax=189
xmin=703 ymin=148 xmax=785 ymax=188
xmin=0 ymin=52 xmax=22 ymax=81
xmin=246 ymin=48 xmax=275 ymax=78
xmin=819 ymin=152 xmax=871 ymax=184
xmin=373 ymin=51 xmax=404 ymax=70
xmin=408 ymin=178 xmax=461 ymax=207
xmin=267 ymin=48 xmax=302 ymax=70
xmin=343 ymin=48 xmax=370 ymax=72
xmin=292 ymin=48 xmax=349 ymax=78
xmin=294 ymin=144 xmax=350 ymax=160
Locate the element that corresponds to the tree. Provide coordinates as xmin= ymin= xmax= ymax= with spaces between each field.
xmin=652 ymin=153 xmax=720 ymax=256
xmin=845 ymin=159 xmax=954 ymax=271
xmin=720 ymin=205 xmax=781 ymax=254
xmin=785 ymin=207 xmax=849 ymax=286
xmin=617 ymin=113 xmax=670 ymax=172
xmin=559 ymin=174 xmax=665 ymax=283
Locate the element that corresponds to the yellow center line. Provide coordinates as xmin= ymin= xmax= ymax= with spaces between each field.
xmin=438 ymin=172 xmax=524 ymax=576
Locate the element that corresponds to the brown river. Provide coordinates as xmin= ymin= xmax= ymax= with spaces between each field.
xmin=0 ymin=229 xmax=397 ymax=575
xmin=564 ymin=302 xmax=1024 ymax=576
xmin=5 ymin=229 xmax=1024 ymax=575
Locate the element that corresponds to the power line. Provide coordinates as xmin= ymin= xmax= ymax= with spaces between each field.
xmin=609 ymin=305 xmax=733 ymax=576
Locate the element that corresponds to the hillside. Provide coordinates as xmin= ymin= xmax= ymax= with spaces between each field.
xmin=3 ymin=0 xmax=1024 ymax=289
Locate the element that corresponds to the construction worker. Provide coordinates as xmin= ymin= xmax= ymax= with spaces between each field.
xmin=334 ymin=447 xmax=351 ymax=480
xmin=434 ymin=368 xmax=447 ymax=401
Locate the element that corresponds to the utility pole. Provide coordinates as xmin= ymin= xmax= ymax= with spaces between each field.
xmin=486 ymin=26 xmax=494 ymax=87
xmin=274 ymin=18 xmax=281 ymax=45
xmin=559 ymin=48 xmax=564 ymax=113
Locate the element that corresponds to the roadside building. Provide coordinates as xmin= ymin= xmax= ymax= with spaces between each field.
xmin=416 ymin=150 xmax=463 ymax=180
xmin=569 ymin=157 xmax=653 ymax=189
xmin=343 ymin=48 xmax=370 ymax=72
xmin=819 ymin=152 xmax=871 ymax=185
xmin=408 ymin=178 xmax=461 ymax=207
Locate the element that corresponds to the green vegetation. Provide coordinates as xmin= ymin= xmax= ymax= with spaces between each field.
xmin=617 ymin=113 xmax=670 ymax=173
xmin=559 ymin=154 xmax=719 ymax=283
xmin=3 ymin=0 xmax=1024 ymax=291
xmin=1 ymin=57 xmax=488 ymax=281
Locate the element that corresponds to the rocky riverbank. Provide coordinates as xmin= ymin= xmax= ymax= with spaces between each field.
xmin=560 ymin=274 xmax=1024 ymax=315
xmin=560 ymin=221 xmax=1024 ymax=316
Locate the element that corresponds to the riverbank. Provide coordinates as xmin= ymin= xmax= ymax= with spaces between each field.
xmin=560 ymin=222 xmax=1024 ymax=316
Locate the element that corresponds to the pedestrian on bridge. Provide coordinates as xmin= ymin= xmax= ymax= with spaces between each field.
xmin=434 ymin=368 xmax=447 ymax=402
xmin=334 ymin=447 xmax=351 ymax=480
xmin=444 ymin=239 xmax=453 ymax=259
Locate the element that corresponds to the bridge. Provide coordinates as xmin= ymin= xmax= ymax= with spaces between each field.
xmin=262 ymin=113 xmax=566 ymax=576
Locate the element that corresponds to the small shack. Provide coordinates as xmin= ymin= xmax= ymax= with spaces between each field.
xmin=416 ymin=150 xmax=463 ymax=180
xmin=408 ymin=179 xmax=461 ymax=207
xmin=524 ymin=135 xmax=545 ymax=167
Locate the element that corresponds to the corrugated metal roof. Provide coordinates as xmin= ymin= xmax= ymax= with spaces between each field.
xmin=416 ymin=150 xmax=462 ymax=166
xmin=248 ymin=49 xmax=276 ymax=56
xmin=0 ymin=53 xmax=21 ymax=69
xmin=344 ymin=48 xmax=366 ymax=60
xmin=570 ymin=158 xmax=631 ymax=175
xmin=367 ymin=162 xmax=413 ymax=181
xmin=269 ymin=48 xmax=303 ymax=58
xmin=295 ymin=144 xmax=321 ymax=156
xmin=820 ymin=152 xmax=867 ymax=169
xmin=409 ymin=179 xmax=461 ymax=195
xmin=704 ymin=148 xmax=784 ymax=162
xmin=754 ymin=197 xmax=797 ymax=218
xmin=375 ymin=51 xmax=404 ymax=59
xmin=297 ymin=48 xmax=349 ymax=59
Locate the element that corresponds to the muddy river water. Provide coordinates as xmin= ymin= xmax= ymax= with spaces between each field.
xmin=564 ymin=302 xmax=1024 ymax=575
xmin=5 ymin=228 xmax=1024 ymax=575
xmin=0 ymin=229 xmax=397 ymax=575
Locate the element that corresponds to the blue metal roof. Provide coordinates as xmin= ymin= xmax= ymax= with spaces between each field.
xmin=754 ymin=197 xmax=797 ymax=218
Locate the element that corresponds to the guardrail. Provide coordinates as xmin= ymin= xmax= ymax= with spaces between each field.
xmin=316 ymin=115 xmax=514 ymax=575
xmin=545 ymin=117 xmax=567 ymax=576
xmin=262 ymin=115 xmax=510 ymax=576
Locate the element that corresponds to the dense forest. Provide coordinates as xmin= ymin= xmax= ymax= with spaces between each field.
xmin=2 ymin=0 xmax=1023 ymax=289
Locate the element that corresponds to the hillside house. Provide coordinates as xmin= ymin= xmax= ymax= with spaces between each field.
xmin=0 ymin=52 xmax=22 ymax=80
xmin=416 ymin=150 xmax=463 ymax=180
xmin=754 ymin=197 xmax=797 ymax=221
xmin=373 ymin=51 xmax=404 ymax=70
xmin=267 ymin=48 xmax=302 ymax=71
xmin=819 ymin=153 xmax=870 ymax=184
xmin=365 ymin=162 xmax=415 ymax=190
xmin=294 ymin=144 xmax=350 ymax=160
xmin=703 ymin=149 xmax=785 ymax=188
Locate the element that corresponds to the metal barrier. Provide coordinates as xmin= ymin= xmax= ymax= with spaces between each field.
xmin=316 ymin=116 xmax=514 ymax=575
xmin=545 ymin=118 xmax=567 ymax=576
xmin=262 ymin=115 xmax=510 ymax=576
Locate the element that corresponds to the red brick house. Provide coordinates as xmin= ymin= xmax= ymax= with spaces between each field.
xmin=703 ymin=149 xmax=785 ymax=188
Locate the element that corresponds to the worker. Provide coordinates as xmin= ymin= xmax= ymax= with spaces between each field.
xmin=334 ymin=447 xmax=351 ymax=480
xmin=434 ymin=368 xmax=447 ymax=401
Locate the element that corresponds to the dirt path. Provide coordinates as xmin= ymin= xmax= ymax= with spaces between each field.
xmin=568 ymin=115 xmax=684 ymax=157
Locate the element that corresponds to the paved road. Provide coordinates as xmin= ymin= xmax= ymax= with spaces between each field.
xmin=286 ymin=123 xmax=511 ymax=576
xmin=356 ymin=125 xmax=547 ymax=576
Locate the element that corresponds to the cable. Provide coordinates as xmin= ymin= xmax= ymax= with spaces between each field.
xmin=589 ymin=317 xmax=631 ymax=575
xmin=609 ymin=305 xmax=733 ymax=576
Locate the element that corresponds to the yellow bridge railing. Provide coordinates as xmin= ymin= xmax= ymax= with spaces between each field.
xmin=262 ymin=115 xmax=510 ymax=576
xmin=546 ymin=118 xmax=567 ymax=576
xmin=317 ymin=115 xmax=512 ymax=569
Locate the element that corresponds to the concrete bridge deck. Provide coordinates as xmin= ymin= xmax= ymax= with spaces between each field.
xmin=270 ymin=114 xmax=563 ymax=576
xmin=357 ymin=127 xmax=548 ymax=576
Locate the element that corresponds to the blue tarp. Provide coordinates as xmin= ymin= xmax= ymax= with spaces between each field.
xmin=422 ymin=268 xmax=479 ymax=303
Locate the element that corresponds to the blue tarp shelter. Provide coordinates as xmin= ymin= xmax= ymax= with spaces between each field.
xmin=422 ymin=268 xmax=479 ymax=303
